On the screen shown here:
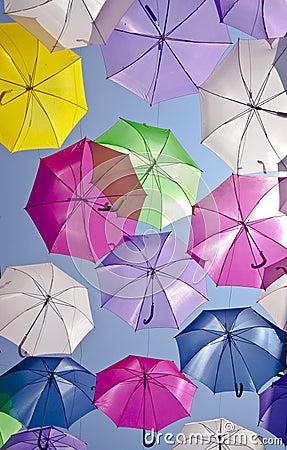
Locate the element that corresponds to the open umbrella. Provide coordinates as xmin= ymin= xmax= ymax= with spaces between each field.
xmin=25 ymin=138 xmax=142 ymax=262
xmin=100 ymin=0 xmax=231 ymax=104
xmin=93 ymin=354 xmax=197 ymax=447
xmin=2 ymin=426 xmax=87 ymax=450
xmin=188 ymin=174 xmax=287 ymax=288
xmin=175 ymin=307 xmax=286 ymax=397
xmin=171 ymin=418 xmax=265 ymax=449
xmin=0 ymin=356 xmax=96 ymax=430
xmin=0 ymin=263 xmax=94 ymax=357
xmin=95 ymin=118 xmax=202 ymax=229
xmin=0 ymin=23 xmax=87 ymax=152
xmin=0 ymin=412 xmax=22 ymax=448
xmin=200 ymin=38 xmax=287 ymax=174
xmin=259 ymin=372 xmax=287 ymax=445
xmin=4 ymin=0 xmax=134 ymax=51
xmin=214 ymin=0 xmax=287 ymax=39
xmin=96 ymin=232 xmax=208 ymax=330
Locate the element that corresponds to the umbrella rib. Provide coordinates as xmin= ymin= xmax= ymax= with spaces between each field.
xmin=236 ymin=109 xmax=257 ymax=173
xmin=152 ymin=273 xmax=180 ymax=327
xmin=153 ymin=232 xmax=171 ymax=268
xmin=33 ymin=88 xmax=88 ymax=111
xmin=6 ymin=267 xmax=47 ymax=297
xmin=213 ymin=337 xmax=229 ymax=392
xmin=111 ymin=378 xmax=144 ymax=426
xmin=11 ymin=90 xmax=34 ymax=151
xmin=0 ymin=40 xmax=29 ymax=86
xmin=32 ymin=57 xmax=82 ymax=89
xmin=252 ymin=108 xmax=284 ymax=163
xmin=229 ymin=337 xmax=258 ymax=392
xmin=157 ymin=269 xmax=208 ymax=301
xmin=100 ymin=272 xmax=148 ymax=307
xmin=164 ymin=40 xmax=198 ymax=88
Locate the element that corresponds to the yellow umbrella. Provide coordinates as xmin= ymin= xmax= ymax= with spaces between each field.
xmin=0 ymin=23 xmax=88 ymax=152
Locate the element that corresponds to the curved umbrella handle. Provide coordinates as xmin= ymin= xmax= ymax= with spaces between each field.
xmin=0 ymin=90 xmax=11 ymax=105
xmin=235 ymin=382 xmax=243 ymax=398
xmin=97 ymin=202 xmax=111 ymax=212
xmin=38 ymin=428 xmax=49 ymax=450
xmin=18 ymin=335 xmax=28 ymax=358
xmin=257 ymin=160 xmax=267 ymax=174
xmin=143 ymin=302 xmax=154 ymax=325
xmin=276 ymin=266 xmax=287 ymax=275
xmin=142 ymin=429 xmax=156 ymax=448
xmin=251 ymin=251 xmax=267 ymax=269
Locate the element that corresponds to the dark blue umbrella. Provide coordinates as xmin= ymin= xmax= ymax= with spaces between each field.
xmin=175 ymin=307 xmax=286 ymax=397
xmin=0 ymin=357 xmax=96 ymax=430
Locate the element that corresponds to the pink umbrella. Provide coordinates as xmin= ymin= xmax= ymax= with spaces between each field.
xmin=93 ymin=354 xmax=197 ymax=447
xmin=188 ymin=174 xmax=287 ymax=288
xmin=25 ymin=138 xmax=144 ymax=262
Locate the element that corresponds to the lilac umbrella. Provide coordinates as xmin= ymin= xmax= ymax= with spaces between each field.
xmin=96 ymin=232 xmax=208 ymax=330
xmin=101 ymin=0 xmax=231 ymax=104
xmin=2 ymin=426 xmax=87 ymax=450
xmin=188 ymin=174 xmax=287 ymax=288
xmin=259 ymin=373 xmax=287 ymax=445
xmin=214 ymin=0 xmax=287 ymax=39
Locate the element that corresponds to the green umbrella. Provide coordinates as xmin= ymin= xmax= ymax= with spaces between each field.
xmin=0 ymin=412 xmax=22 ymax=447
xmin=95 ymin=118 xmax=201 ymax=229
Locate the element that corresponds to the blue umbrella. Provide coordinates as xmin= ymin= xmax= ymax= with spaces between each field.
xmin=175 ymin=307 xmax=286 ymax=397
xmin=0 ymin=357 xmax=96 ymax=430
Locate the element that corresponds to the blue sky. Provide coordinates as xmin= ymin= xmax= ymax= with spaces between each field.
xmin=0 ymin=3 xmax=284 ymax=449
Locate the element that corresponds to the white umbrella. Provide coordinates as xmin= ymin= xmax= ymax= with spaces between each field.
xmin=0 ymin=263 xmax=94 ymax=356
xmin=4 ymin=0 xmax=134 ymax=51
xmin=172 ymin=418 xmax=265 ymax=449
xmin=200 ymin=38 xmax=287 ymax=175
xmin=258 ymin=268 xmax=287 ymax=331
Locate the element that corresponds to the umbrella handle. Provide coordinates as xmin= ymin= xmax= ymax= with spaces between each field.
xmin=0 ymin=90 xmax=11 ymax=105
xmin=235 ymin=382 xmax=243 ymax=398
xmin=257 ymin=160 xmax=267 ymax=174
xmin=276 ymin=266 xmax=287 ymax=275
xmin=38 ymin=428 xmax=49 ymax=450
xmin=251 ymin=251 xmax=267 ymax=269
xmin=142 ymin=429 xmax=156 ymax=448
xmin=18 ymin=335 xmax=28 ymax=358
xmin=143 ymin=302 xmax=154 ymax=325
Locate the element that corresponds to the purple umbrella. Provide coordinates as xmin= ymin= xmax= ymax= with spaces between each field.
xmin=259 ymin=373 xmax=287 ymax=445
xmin=2 ymin=426 xmax=87 ymax=450
xmin=101 ymin=0 xmax=231 ymax=104
xmin=96 ymin=231 xmax=208 ymax=330
xmin=214 ymin=0 xmax=287 ymax=39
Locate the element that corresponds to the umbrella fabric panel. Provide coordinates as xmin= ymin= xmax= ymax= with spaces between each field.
xmin=0 ymin=23 xmax=87 ymax=152
xmin=200 ymin=38 xmax=287 ymax=174
xmin=0 ymin=412 xmax=22 ymax=447
xmin=0 ymin=357 xmax=96 ymax=429
xmin=0 ymin=263 xmax=94 ymax=355
xmin=4 ymin=0 xmax=134 ymax=50
xmin=214 ymin=0 xmax=287 ymax=39
xmin=258 ymin=274 xmax=287 ymax=330
xmin=101 ymin=0 xmax=231 ymax=104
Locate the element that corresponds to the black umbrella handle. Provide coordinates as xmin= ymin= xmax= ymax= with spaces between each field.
xmin=38 ymin=428 xmax=49 ymax=450
xmin=276 ymin=266 xmax=287 ymax=275
xmin=18 ymin=335 xmax=28 ymax=358
xmin=142 ymin=429 xmax=156 ymax=448
xmin=143 ymin=302 xmax=154 ymax=325
xmin=235 ymin=382 xmax=243 ymax=398
xmin=251 ymin=251 xmax=267 ymax=269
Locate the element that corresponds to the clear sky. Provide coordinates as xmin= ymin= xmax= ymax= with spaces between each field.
xmin=0 ymin=3 xmax=284 ymax=450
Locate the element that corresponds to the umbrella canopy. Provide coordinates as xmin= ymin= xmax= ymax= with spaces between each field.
xmin=2 ymin=426 xmax=87 ymax=450
xmin=0 ymin=412 xmax=22 ymax=448
xmin=0 ymin=356 xmax=96 ymax=429
xmin=100 ymin=0 xmax=231 ymax=104
xmin=96 ymin=232 xmax=208 ymax=330
xmin=0 ymin=23 xmax=87 ymax=152
xmin=175 ymin=307 xmax=286 ymax=396
xmin=258 ymin=270 xmax=287 ymax=331
xmin=4 ymin=0 xmax=134 ymax=51
xmin=259 ymin=373 xmax=287 ymax=445
xmin=171 ymin=418 xmax=265 ymax=449
xmin=0 ymin=263 xmax=94 ymax=357
xmin=25 ymin=138 xmax=141 ymax=262
xmin=214 ymin=0 xmax=287 ymax=39
xmin=93 ymin=355 xmax=197 ymax=446
xmin=188 ymin=174 xmax=287 ymax=288
xmin=95 ymin=118 xmax=202 ymax=229
xmin=200 ymin=38 xmax=287 ymax=174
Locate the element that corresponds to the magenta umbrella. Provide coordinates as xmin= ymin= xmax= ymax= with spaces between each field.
xmin=25 ymin=138 xmax=143 ymax=262
xmin=188 ymin=174 xmax=287 ymax=288
xmin=214 ymin=0 xmax=287 ymax=39
xmin=93 ymin=354 xmax=197 ymax=447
